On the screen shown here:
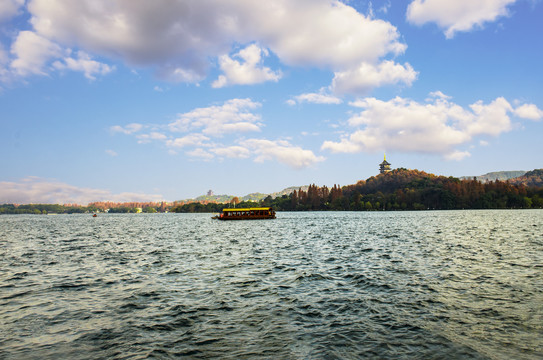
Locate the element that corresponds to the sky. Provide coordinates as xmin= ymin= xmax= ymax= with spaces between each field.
xmin=1 ymin=0 xmax=542 ymax=204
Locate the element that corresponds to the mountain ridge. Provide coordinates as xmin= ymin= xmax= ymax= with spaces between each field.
xmin=461 ymin=170 xmax=527 ymax=182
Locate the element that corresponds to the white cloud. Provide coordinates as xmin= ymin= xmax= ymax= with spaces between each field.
xmin=406 ymin=0 xmax=517 ymax=38
xmin=289 ymin=88 xmax=343 ymax=105
xmin=10 ymin=31 xmax=61 ymax=76
xmin=444 ymin=150 xmax=471 ymax=161
xmin=0 ymin=176 xmax=164 ymax=204
xmin=110 ymin=123 xmax=143 ymax=134
xmin=212 ymin=44 xmax=282 ymax=88
xmin=165 ymin=133 xmax=210 ymax=149
xmin=105 ymin=149 xmax=118 ymax=156
xmin=513 ymin=103 xmax=543 ymax=120
xmin=4 ymin=30 xmax=112 ymax=81
xmin=136 ymin=132 xmax=168 ymax=144
xmin=428 ymin=90 xmax=452 ymax=100
xmin=332 ymin=60 xmax=417 ymax=95
xmin=53 ymin=50 xmax=113 ymax=80
xmin=26 ymin=0 xmax=406 ymax=87
xmin=322 ymin=93 xmax=541 ymax=159
xmin=110 ymin=97 xmax=327 ymax=168
xmin=168 ymin=98 xmax=262 ymax=136
xmin=467 ymin=97 xmax=513 ymax=136
xmin=211 ymin=145 xmax=251 ymax=159
xmin=186 ymin=148 xmax=214 ymax=161
xmin=0 ymin=0 xmax=24 ymax=22
xmin=241 ymin=139 xmax=325 ymax=169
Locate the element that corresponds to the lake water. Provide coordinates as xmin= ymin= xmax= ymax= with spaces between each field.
xmin=1 ymin=210 xmax=542 ymax=359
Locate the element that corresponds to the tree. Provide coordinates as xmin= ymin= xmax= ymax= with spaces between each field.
xmin=230 ymin=197 xmax=240 ymax=208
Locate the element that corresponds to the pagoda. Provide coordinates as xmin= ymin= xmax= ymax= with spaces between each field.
xmin=379 ymin=153 xmax=391 ymax=174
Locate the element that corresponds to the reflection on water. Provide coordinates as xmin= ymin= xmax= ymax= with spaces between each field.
xmin=1 ymin=210 xmax=542 ymax=359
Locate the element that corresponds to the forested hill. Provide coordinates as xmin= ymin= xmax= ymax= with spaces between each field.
xmin=461 ymin=170 xmax=526 ymax=182
xmin=171 ymin=168 xmax=543 ymax=212
xmin=510 ymin=169 xmax=543 ymax=187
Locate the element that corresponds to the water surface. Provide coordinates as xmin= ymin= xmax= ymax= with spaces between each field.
xmin=1 ymin=210 xmax=542 ymax=359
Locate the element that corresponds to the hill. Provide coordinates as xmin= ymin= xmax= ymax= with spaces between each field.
xmin=186 ymin=185 xmax=309 ymax=204
xmin=172 ymin=168 xmax=543 ymax=213
xmin=461 ymin=171 xmax=526 ymax=182
xmin=510 ymin=169 xmax=543 ymax=187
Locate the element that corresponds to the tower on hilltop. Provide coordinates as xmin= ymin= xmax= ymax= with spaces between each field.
xmin=379 ymin=153 xmax=391 ymax=174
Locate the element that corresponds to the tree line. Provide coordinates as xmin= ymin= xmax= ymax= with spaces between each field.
xmin=3 ymin=169 xmax=542 ymax=214
xmin=171 ymin=168 xmax=543 ymax=212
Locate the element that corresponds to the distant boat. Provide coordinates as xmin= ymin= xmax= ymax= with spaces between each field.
xmin=212 ymin=207 xmax=276 ymax=220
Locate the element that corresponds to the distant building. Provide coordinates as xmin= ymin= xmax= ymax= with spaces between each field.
xmin=379 ymin=153 xmax=391 ymax=174
xmin=207 ymin=190 xmax=214 ymax=196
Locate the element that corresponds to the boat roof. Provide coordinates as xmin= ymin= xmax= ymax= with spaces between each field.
xmin=222 ymin=207 xmax=272 ymax=212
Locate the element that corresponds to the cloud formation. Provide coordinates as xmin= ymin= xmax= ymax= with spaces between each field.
xmin=110 ymin=123 xmax=143 ymax=135
xmin=212 ymin=44 xmax=282 ymax=88
xmin=406 ymin=0 xmax=518 ymax=38
xmin=168 ymin=98 xmax=263 ymax=136
xmin=0 ymin=0 xmax=411 ymax=94
xmin=239 ymin=139 xmax=326 ymax=169
xmin=0 ymin=177 xmax=164 ymax=204
xmin=10 ymin=30 xmax=61 ymax=76
xmin=53 ymin=51 xmax=114 ymax=80
xmin=0 ymin=0 xmax=24 ymax=22
xmin=287 ymin=88 xmax=343 ymax=105
xmin=112 ymin=98 xmax=324 ymax=168
xmin=322 ymin=93 xmax=542 ymax=159
xmin=332 ymin=60 xmax=417 ymax=95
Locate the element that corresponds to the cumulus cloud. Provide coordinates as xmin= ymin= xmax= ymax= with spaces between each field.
xmin=288 ymin=88 xmax=343 ymax=105
xmin=110 ymin=97 xmax=323 ymax=168
xmin=186 ymin=148 xmax=214 ymax=161
xmin=211 ymin=145 xmax=251 ymax=159
xmin=513 ymin=103 xmax=543 ymax=120
xmin=331 ymin=60 xmax=417 ymax=95
xmin=10 ymin=31 xmax=61 ymax=76
xmin=168 ymin=98 xmax=262 ymax=136
xmin=0 ymin=0 xmax=24 ymax=22
xmin=0 ymin=176 xmax=164 ymax=204
xmin=322 ymin=93 xmax=542 ymax=159
xmin=178 ymin=139 xmax=324 ymax=168
xmin=444 ymin=150 xmax=471 ymax=161
xmin=212 ymin=44 xmax=282 ymax=88
xmin=165 ymin=133 xmax=210 ymax=149
xmin=3 ymin=30 xmax=114 ymax=82
xmin=240 ymin=139 xmax=325 ymax=169
xmin=406 ymin=0 xmax=518 ymax=38
xmin=21 ymin=0 xmax=407 ymax=93
xmin=53 ymin=50 xmax=114 ymax=80
xmin=136 ymin=132 xmax=168 ymax=144
xmin=110 ymin=123 xmax=143 ymax=135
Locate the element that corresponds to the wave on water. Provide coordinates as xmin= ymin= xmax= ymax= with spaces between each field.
xmin=1 ymin=210 xmax=542 ymax=359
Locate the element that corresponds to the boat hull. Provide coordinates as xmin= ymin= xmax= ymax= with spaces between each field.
xmin=213 ymin=215 xmax=275 ymax=220
xmin=212 ymin=207 xmax=276 ymax=220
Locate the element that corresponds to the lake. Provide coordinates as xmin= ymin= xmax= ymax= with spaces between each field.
xmin=1 ymin=210 xmax=542 ymax=359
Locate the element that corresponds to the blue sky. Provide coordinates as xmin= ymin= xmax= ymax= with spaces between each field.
xmin=1 ymin=0 xmax=542 ymax=204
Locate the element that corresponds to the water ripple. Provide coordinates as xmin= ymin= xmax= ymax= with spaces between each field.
xmin=0 ymin=210 xmax=542 ymax=359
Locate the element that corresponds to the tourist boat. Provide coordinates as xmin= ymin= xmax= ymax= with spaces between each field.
xmin=212 ymin=207 xmax=276 ymax=220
